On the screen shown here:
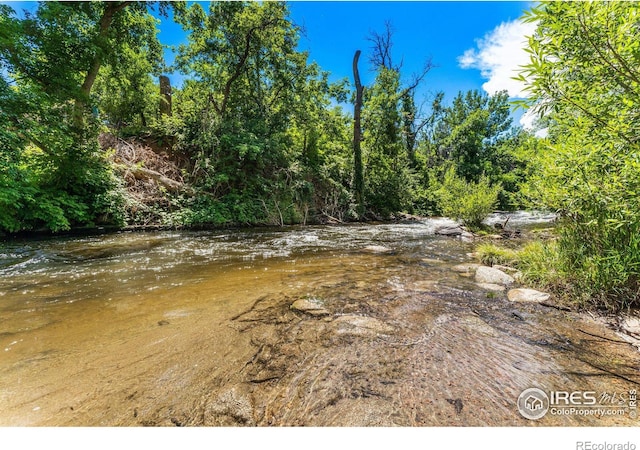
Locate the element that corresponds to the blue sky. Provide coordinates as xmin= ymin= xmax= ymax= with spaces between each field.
xmin=5 ymin=1 xmax=537 ymax=124
xmin=287 ymin=2 xmax=531 ymax=103
xmin=158 ymin=1 xmax=536 ymax=123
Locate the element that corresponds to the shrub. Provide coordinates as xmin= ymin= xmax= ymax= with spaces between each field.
xmin=435 ymin=167 xmax=500 ymax=230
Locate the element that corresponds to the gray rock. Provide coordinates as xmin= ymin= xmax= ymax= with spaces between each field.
xmin=291 ymin=298 xmax=330 ymax=316
xmin=475 ymin=266 xmax=515 ymax=286
xmin=460 ymin=231 xmax=475 ymax=242
xmin=507 ymin=288 xmax=551 ymax=303
xmin=435 ymin=225 xmax=464 ymax=236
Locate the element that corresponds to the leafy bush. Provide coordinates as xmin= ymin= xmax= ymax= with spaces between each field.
xmin=518 ymin=2 xmax=640 ymax=310
xmin=435 ymin=167 xmax=500 ymax=229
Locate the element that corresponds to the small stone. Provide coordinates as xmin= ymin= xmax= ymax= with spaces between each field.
xmin=363 ymin=245 xmax=393 ymax=254
xmin=475 ymin=266 xmax=515 ymax=286
xmin=421 ymin=258 xmax=441 ymax=264
xmin=476 ymin=283 xmax=506 ymax=292
xmin=513 ymin=271 xmax=524 ymax=282
xmin=621 ymin=317 xmax=640 ymax=335
xmin=507 ymin=288 xmax=551 ymax=303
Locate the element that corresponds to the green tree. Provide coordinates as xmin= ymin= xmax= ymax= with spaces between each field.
xmin=174 ymin=1 xmax=351 ymax=225
xmin=518 ymin=1 xmax=640 ymax=309
xmin=0 ymin=1 xmax=167 ymax=232
xmin=362 ymin=67 xmax=415 ymax=216
xmin=427 ymin=89 xmax=512 ymax=183
xmin=359 ymin=22 xmax=431 ymax=217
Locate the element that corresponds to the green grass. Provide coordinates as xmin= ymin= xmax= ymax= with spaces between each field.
xmin=475 ymin=242 xmax=519 ymax=267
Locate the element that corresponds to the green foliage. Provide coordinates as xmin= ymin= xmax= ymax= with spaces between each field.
xmin=172 ymin=1 xmax=354 ymax=225
xmin=434 ymin=167 xmax=500 ymax=229
xmin=0 ymin=2 xmax=164 ymax=233
xmin=475 ymin=242 xmax=519 ymax=267
xmin=362 ymin=67 xmax=417 ymax=217
xmin=425 ymin=90 xmax=513 ymax=183
xmin=0 ymin=2 xmax=541 ymax=235
xmin=518 ymin=1 xmax=640 ymax=310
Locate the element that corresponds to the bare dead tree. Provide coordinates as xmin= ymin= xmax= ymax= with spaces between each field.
xmin=353 ymin=50 xmax=365 ymax=216
xmin=159 ymin=75 xmax=172 ymax=117
xmin=367 ymin=20 xmax=398 ymax=71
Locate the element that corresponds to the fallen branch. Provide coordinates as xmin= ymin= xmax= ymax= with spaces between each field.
xmin=129 ymin=166 xmax=186 ymax=193
xmin=230 ymin=295 xmax=270 ymax=321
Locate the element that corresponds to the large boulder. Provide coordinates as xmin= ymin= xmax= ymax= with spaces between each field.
xmin=507 ymin=288 xmax=551 ymax=303
xmin=475 ymin=266 xmax=515 ymax=286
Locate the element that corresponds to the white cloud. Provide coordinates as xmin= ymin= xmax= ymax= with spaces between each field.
xmin=458 ymin=19 xmax=537 ymax=98
xmin=519 ymin=107 xmax=548 ymax=138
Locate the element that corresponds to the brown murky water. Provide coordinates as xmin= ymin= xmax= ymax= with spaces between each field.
xmin=1 ymin=213 xmax=638 ymax=426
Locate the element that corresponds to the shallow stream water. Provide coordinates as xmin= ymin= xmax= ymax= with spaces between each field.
xmin=1 ymin=213 xmax=638 ymax=426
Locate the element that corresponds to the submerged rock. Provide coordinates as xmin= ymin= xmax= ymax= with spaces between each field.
xmin=291 ymin=298 xmax=330 ymax=317
xmin=507 ymin=288 xmax=550 ymax=303
xmin=451 ymin=263 xmax=481 ymax=274
xmin=475 ymin=266 xmax=515 ymax=286
xmin=332 ymin=315 xmax=394 ymax=337
xmin=204 ymin=388 xmax=255 ymax=426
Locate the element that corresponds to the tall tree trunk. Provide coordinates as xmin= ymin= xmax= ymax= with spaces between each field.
xmin=159 ymin=75 xmax=172 ymax=117
xmin=73 ymin=1 xmax=132 ymax=128
xmin=353 ymin=50 xmax=365 ymax=217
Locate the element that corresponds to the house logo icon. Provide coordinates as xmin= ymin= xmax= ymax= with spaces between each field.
xmin=518 ymin=388 xmax=549 ymax=420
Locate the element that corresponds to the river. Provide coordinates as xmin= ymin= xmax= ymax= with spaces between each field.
xmin=1 ymin=213 xmax=638 ymax=426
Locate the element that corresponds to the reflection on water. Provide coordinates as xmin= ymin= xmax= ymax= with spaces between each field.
xmin=0 ymin=213 xmax=638 ymax=426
